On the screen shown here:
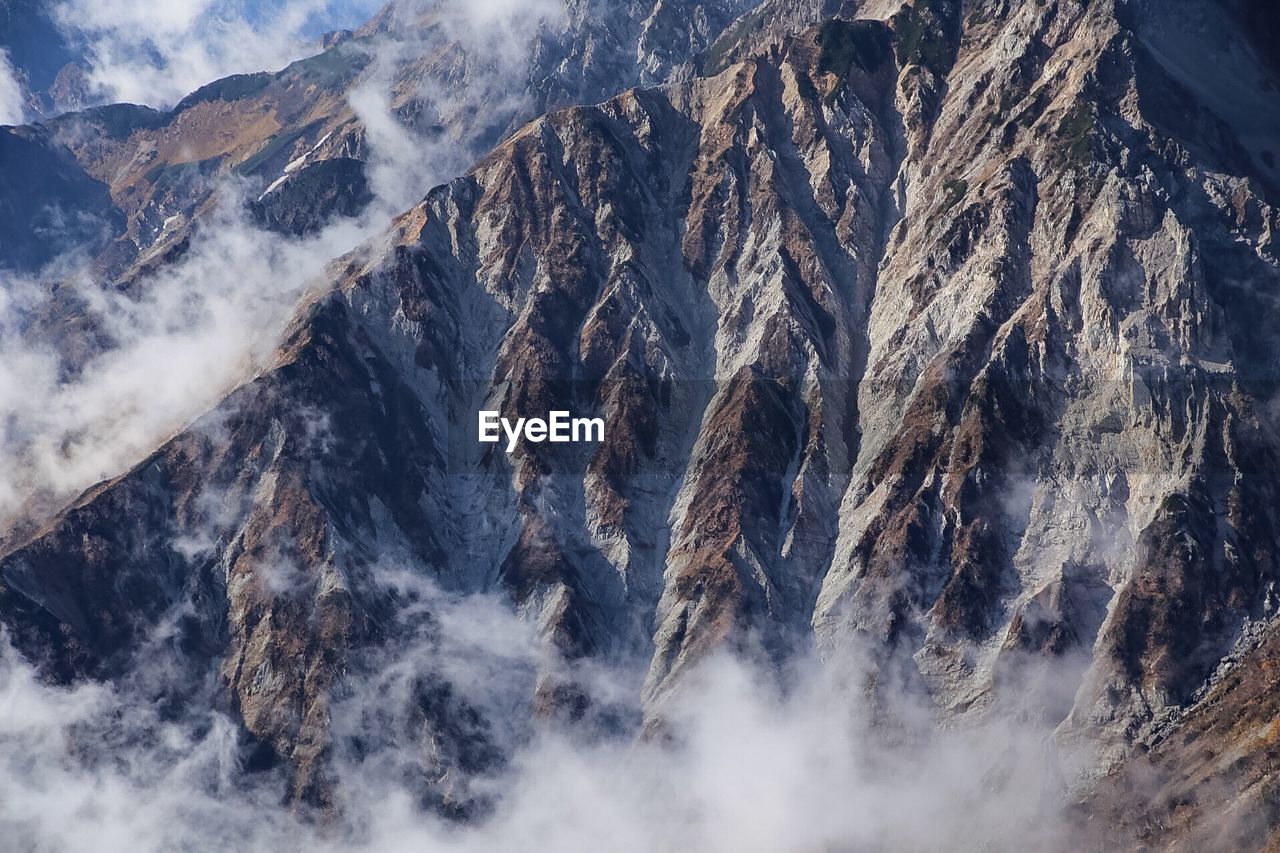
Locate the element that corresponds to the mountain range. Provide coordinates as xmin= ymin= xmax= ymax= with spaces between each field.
xmin=2 ymin=0 xmax=1280 ymax=849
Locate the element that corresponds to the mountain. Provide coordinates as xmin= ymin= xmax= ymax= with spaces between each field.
xmin=0 ymin=0 xmax=773 ymax=275
xmin=3 ymin=0 xmax=1280 ymax=849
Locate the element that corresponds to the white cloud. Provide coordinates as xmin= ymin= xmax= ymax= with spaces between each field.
xmin=0 ymin=582 xmax=1086 ymax=853
xmin=0 ymin=197 xmax=369 ymax=517
xmin=0 ymin=50 xmax=26 ymax=125
xmin=0 ymin=0 xmax=567 ymax=522
xmin=51 ymin=0 xmax=382 ymax=107
xmin=346 ymin=0 xmax=566 ymax=211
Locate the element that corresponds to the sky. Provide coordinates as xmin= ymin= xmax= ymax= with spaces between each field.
xmin=236 ymin=0 xmax=383 ymax=34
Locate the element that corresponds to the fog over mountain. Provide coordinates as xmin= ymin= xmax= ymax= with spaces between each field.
xmin=2 ymin=1 xmax=1280 ymax=850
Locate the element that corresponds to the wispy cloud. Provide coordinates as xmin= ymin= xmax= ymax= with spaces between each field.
xmin=0 ymin=196 xmax=367 ymax=517
xmin=51 ymin=0 xmax=383 ymax=107
xmin=0 ymin=50 xmax=26 ymax=125
xmin=0 ymin=0 xmax=565 ymax=522
xmin=346 ymin=0 xmax=565 ymax=210
xmin=0 ymin=577 xmax=1085 ymax=853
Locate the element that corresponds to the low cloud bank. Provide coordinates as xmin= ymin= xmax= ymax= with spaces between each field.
xmin=0 ymin=569 xmax=1082 ymax=853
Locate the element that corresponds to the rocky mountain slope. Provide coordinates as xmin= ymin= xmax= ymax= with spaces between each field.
xmin=3 ymin=0 xmax=1280 ymax=848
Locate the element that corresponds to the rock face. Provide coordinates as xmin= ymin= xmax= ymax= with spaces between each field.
xmin=3 ymin=0 xmax=1280 ymax=847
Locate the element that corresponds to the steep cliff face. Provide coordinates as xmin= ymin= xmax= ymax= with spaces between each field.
xmin=2 ymin=0 xmax=1280 ymax=847
xmin=815 ymin=0 xmax=1280 ymax=750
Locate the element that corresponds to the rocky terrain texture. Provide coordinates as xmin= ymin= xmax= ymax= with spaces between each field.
xmin=3 ymin=0 xmax=1280 ymax=848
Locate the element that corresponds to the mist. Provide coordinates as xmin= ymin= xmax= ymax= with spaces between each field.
xmin=0 ymin=49 xmax=25 ymax=125
xmin=0 ymin=568 xmax=1084 ymax=853
xmin=50 ymin=0 xmax=385 ymax=108
xmin=0 ymin=0 xmax=567 ymax=523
